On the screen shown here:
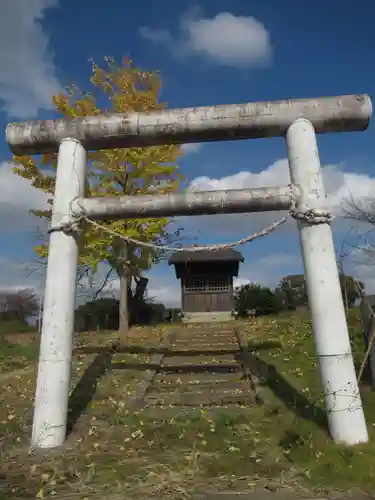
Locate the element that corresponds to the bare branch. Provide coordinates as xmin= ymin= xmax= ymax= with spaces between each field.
xmin=342 ymin=192 xmax=375 ymax=225
xmin=93 ymin=268 xmax=113 ymax=299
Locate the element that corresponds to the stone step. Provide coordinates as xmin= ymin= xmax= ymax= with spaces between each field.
xmin=174 ymin=332 xmax=236 ymax=339
xmin=145 ymin=391 xmax=253 ymax=407
xmin=148 ymin=380 xmax=250 ymax=394
xmin=166 ymin=347 xmax=240 ymax=355
xmin=175 ymin=328 xmax=235 ymax=332
xmin=172 ymin=338 xmax=237 ymax=343
xmin=157 ymin=362 xmax=243 ymax=374
xmin=138 ymin=326 xmax=252 ymax=409
xmin=170 ymin=343 xmax=237 ymax=350
xmin=162 ymin=355 xmax=237 ymax=366
xmin=154 ymin=371 xmax=244 ymax=385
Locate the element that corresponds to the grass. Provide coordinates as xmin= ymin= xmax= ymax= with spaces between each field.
xmin=0 ymin=310 xmax=374 ymax=498
xmin=0 ymin=338 xmax=39 ymax=373
xmin=0 ymin=320 xmax=40 ymax=373
xmin=241 ymin=310 xmax=375 ymax=491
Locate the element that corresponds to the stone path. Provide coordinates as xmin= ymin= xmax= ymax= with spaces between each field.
xmin=142 ymin=325 xmax=258 ymax=408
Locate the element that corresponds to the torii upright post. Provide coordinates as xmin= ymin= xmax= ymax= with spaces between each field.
xmin=286 ymin=119 xmax=368 ymax=445
xmin=31 ymin=138 xmax=87 ymax=449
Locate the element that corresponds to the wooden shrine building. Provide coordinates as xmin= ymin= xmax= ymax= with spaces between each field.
xmin=168 ymin=248 xmax=244 ymax=323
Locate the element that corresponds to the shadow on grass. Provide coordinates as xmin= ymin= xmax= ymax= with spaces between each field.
xmin=248 ymin=353 xmax=328 ymax=433
xmin=354 ymin=358 xmax=375 ymax=390
xmin=66 ymin=344 xmax=118 ymax=436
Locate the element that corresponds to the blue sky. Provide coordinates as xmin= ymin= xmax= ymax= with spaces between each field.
xmin=1 ymin=0 xmax=375 ymax=305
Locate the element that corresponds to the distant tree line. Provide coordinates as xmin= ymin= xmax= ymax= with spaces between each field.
xmin=234 ymin=274 xmax=363 ymax=317
xmin=74 ymin=296 xmax=181 ymax=332
xmin=0 ymin=272 xmax=362 ymax=334
xmin=0 ymin=289 xmax=39 ymax=333
xmin=73 ymin=272 xmax=363 ymax=330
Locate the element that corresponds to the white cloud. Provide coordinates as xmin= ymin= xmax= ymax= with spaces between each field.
xmin=140 ymin=11 xmax=272 ymax=68
xmin=184 ymin=13 xmax=272 ymax=67
xmin=184 ymin=159 xmax=375 ymax=236
xmin=0 ymin=0 xmax=61 ymax=118
xmin=0 ymin=166 xmax=50 ymax=298
xmin=181 ymin=143 xmax=202 ymax=154
xmin=97 ymin=272 xmax=181 ymax=308
xmin=233 ymin=253 xmax=302 ymax=291
xmin=326 ymin=169 xmax=375 ymax=212
xmin=147 ymin=285 xmax=180 ymax=307
xmin=0 ymin=255 xmax=44 ymax=295
xmin=233 ymin=277 xmax=250 ymax=289
xmin=339 ymin=242 xmax=375 ymax=295
xmin=190 ymin=159 xmax=289 ymax=191
xmin=338 ymin=234 xmax=375 ymax=295
xmin=350 ymin=262 xmax=375 ymax=293
xmin=0 ymin=162 xmax=48 ymax=232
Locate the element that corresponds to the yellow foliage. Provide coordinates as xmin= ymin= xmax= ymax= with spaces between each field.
xmin=12 ymin=57 xmax=184 ymax=278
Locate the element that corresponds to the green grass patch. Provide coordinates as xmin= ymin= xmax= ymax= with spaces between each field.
xmin=0 ymin=320 xmax=37 ymax=335
xmin=243 ymin=308 xmax=375 ymax=491
xmin=0 ymin=338 xmax=39 ymax=372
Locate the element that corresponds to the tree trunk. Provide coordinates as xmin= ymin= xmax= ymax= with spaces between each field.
xmin=132 ymin=276 xmax=149 ymax=324
xmin=119 ymin=244 xmax=130 ymax=332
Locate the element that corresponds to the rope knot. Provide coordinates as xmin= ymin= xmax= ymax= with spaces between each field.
xmin=47 ymin=215 xmax=85 ymax=235
xmin=290 ymin=208 xmax=334 ymax=225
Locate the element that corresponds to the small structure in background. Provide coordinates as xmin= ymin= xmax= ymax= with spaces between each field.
xmin=168 ymin=248 xmax=244 ymax=323
xmin=360 ymin=295 xmax=375 ymax=390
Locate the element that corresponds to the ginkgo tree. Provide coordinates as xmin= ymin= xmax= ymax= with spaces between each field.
xmin=12 ymin=57 xmax=184 ymax=331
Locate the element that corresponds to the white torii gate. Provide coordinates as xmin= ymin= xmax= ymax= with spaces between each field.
xmin=6 ymin=94 xmax=372 ymax=450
